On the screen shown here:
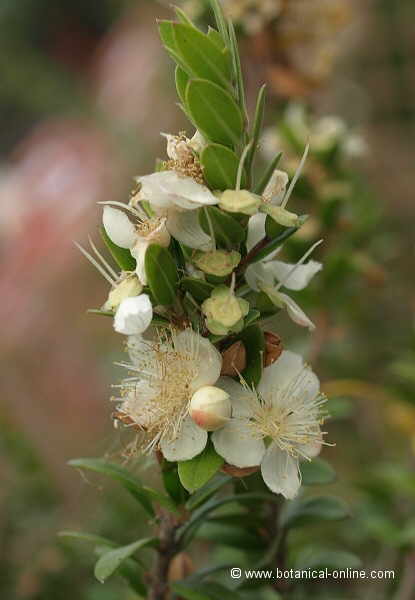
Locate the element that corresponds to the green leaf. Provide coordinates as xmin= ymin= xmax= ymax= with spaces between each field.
xmin=198 ymin=522 xmax=265 ymax=549
xmin=94 ymin=537 xmax=157 ymax=583
xmin=68 ymin=458 xmax=154 ymax=516
xmin=199 ymin=206 xmax=245 ymax=247
xmin=280 ymin=495 xmax=350 ymax=529
xmin=186 ymin=472 xmax=231 ymax=510
xmin=176 ymin=65 xmax=189 ymax=105
xmin=186 ymin=79 xmax=243 ymax=148
xmin=244 ymin=309 xmax=261 ymax=327
xmin=201 ymin=143 xmax=246 ymax=190
xmin=248 ymin=226 xmax=299 ymax=264
xmin=227 ymin=20 xmax=247 ymax=119
xmin=174 ymin=6 xmax=195 ymax=26
xmin=254 ymin=152 xmax=282 ymax=194
xmin=300 ymin=458 xmax=337 ymax=486
xmin=59 ymin=530 xmax=117 ymax=548
xmin=293 ymin=547 xmax=362 ymax=571
xmin=172 ymin=582 xmax=243 ymax=600
xmin=236 ymin=325 xmax=265 ymax=387
xmin=181 ymin=277 xmax=215 ymax=302
xmin=246 ymin=84 xmax=266 ymax=177
xmin=160 ymin=23 xmax=231 ymax=88
xmin=178 ymin=442 xmax=224 ymax=493
xmin=145 ymin=243 xmax=178 ymax=305
xmin=207 ymin=27 xmax=226 ymax=50
xmin=100 ymin=226 xmax=136 ymax=271
xmin=162 ymin=462 xmax=189 ymax=505
xmin=208 ymin=0 xmax=229 ymax=47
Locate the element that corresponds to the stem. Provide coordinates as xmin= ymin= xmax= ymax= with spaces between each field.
xmin=148 ymin=508 xmax=180 ymax=600
xmin=236 ymin=235 xmax=270 ymax=277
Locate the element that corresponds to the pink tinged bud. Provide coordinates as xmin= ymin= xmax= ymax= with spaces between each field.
xmin=189 ymin=386 xmax=231 ymax=431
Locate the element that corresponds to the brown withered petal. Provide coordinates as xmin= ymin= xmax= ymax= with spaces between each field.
xmin=221 ymin=464 xmax=260 ymax=478
xmin=264 ymin=332 xmax=283 ymax=367
xmin=168 ymin=552 xmax=194 ymax=582
xmin=220 ymin=340 xmax=247 ymax=376
xmin=112 ymin=410 xmax=143 ymax=432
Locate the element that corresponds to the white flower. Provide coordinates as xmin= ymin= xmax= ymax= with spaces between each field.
xmin=103 ymin=274 xmax=142 ymax=312
xmin=245 ymin=241 xmax=322 ymax=330
xmin=115 ymin=329 xmax=222 ymax=460
xmin=211 ymin=351 xmax=327 ymax=498
xmin=135 ymin=170 xmax=216 ymax=250
xmin=113 ymin=294 xmax=153 ymax=335
xmin=102 ymin=205 xmax=170 ymax=284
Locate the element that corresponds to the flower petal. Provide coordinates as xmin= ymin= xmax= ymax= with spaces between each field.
xmin=113 ymin=294 xmax=153 ymax=335
xmin=130 ymin=238 xmax=149 ymax=285
xmin=257 ymin=350 xmax=304 ymax=399
xmin=278 ymin=292 xmax=315 ymax=331
xmin=211 ymin=420 xmax=265 ymax=468
xmin=103 ymin=206 xmax=136 ymax=249
xmin=139 ymin=171 xmax=217 ymax=210
xmin=160 ymin=416 xmax=207 ymax=461
xmin=216 ymin=377 xmax=255 ymax=418
xmin=268 ymin=259 xmax=322 ymax=291
xmin=245 ymin=262 xmax=275 ymax=292
xmin=174 ymin=329 xmax=222 ymax=391
xmin=261 ymin=443 xmax=301 ymax=498
xmin=246 ymin=213 xmax=266 ymax=251
xmin=299 ymin=438 xmax=322 ymax=459
xmin=167 ymin=209 xmax=212 ymax=250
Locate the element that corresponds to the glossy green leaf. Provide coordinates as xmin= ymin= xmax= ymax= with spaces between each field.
xmin=185 ymin=472 xmax=231 ymax=510
xmin=176 ymin=65 xmax=189 ymax=105
xmin=172 ymin=581 xmax=242 ymax=600
xmin=280 ymin=495 xmax=350 ymax=529
xmin=236 ymin=325 xmax=265 ymax=387
xmin=178 ymin=442 xmax=224 ymax=493
xmin=201 ymin=143 xmax=246 ymax=190
xmin=68 ymin=458 xmax=154 ymax=516
xmin=228 ymin=20 xmax=247 ymax=119
xmin=162 ymin=462 xmax=189 ymax=505
xmin=293 ymin=547 xmax=362 ymax=571
xmin=94 ymin=537 xmax=157 ymax=583
xmin=100 ymin=226 xmax=136 ymax=271
xmin=248 ymin=226 xmax=299 ymax=264
xmin=199 ymin=206 xmax=245 ymax=247
xmin=181 ymin=277 xmax=215 ymax=302
xmin=145 ymin=243 xmax=178 ymax=305
xmin=207 ymin=26 xmax=226 ymax=50
xmin=246 ymin=84 xmax=266 ymax=177
xmin=160 ymin=23 xmax=231 ymax=88
xmin=198 ymin=522 xmax=265 ymax=549
xmin=244 ymin=309 xmax=260 ymax=327
xmin=186 ymin=79 xmax=243 ymax=148
xmin=209 ymin=0 xmax=229 ymax=46
xmin=254 ymin=152 xmax=282 ymax=194
xmin=300 ymin=458 xmax=337 ymax=486
xmin=59 ymin=530 xmax=116 ymax=548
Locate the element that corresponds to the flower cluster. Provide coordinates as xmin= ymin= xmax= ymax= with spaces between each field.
xmin=79 ymin=7 xmax=329 ymax=499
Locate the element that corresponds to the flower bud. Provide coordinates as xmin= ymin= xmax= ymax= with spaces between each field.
xmin=263 ymin=332 xmax=283 ymax=367
xmin=202 ymin=286 xmax=249 ymax=336
xmin=113 ymin=294 xmax=153 ymax=335
xmin=218 ymin=189 xmax=261 ymax=216
xmin=190 ymin=385 xmax=231 ymax=431
xmin=103 ymin=275 xmax=143 ymax=312
xmin=193 ymin=249 xmax=241 ymax=277
xmin=221 ymin=341 xmax=247 ymax=376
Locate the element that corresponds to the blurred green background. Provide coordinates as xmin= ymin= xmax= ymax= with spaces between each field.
xmin=0 ymin=1 xmax=414 ymax=598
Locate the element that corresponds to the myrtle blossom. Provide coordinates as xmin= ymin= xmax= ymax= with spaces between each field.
xmin=114 ymin=329 xmax=223 ymax=460
xmin=212 ymin=351 xmax=327 ymax=498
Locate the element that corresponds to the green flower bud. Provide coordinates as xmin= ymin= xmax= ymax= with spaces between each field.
xmin=218 ymin=189 xmax=261 ymax=216
xmin=103 ymin=275 xmax=143 ymax=312
xmin=193 ymin=250 xmax=241 ymax=277
xmin=202 ymin=286 xmax=250 ymax=335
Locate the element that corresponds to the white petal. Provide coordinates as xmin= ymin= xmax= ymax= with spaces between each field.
xmin=211 ymin=420 xmax=265 ymax=468
xmin=261 ymin=443 xmax=301 ymax=498
xmin=263 ymin=169 xmax=289 ymax=205
xmin=103 ymin=206 xmax=136 ymax=249
xmin=244 ymin=262 xmax=275 ymax=292
xmin=160 ymin=416 xmax=207 ymax=461
xmin=268 ymin=259 xmax=322 ymax=291
xmin=139 ymin=171 xmax=217 ymax=210
xmin=113 ymin=294 xmax=153 ymax=335
xmin=246 ymin=213 xmax=266 ymax=251
xmin=130 ymin=238 xmax=149 ymax=284
xmin=299 ymin=438 xmax=322 ymax=459
xmin=175 ymin=329 xmax=222 ymax=391
xmin=258 ymin=350 xmax=304 ymax=399
xmin=278 ymin=292 xmax=315 ymax=331
xmin=167 ymin=209 xmax=212 ymax=250
xmin=216 ymin=377 xmax=255 ymax=418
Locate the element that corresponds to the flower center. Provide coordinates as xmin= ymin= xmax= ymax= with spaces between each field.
xmin=135 ymin=216 xmax=164 ymax=237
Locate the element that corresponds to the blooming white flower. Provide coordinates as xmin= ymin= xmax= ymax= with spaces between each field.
xmin=212 ymin=351 xmax=326 ymax=498
xmin=102 ymin=205 xmax=170 ymax=285
xmin=135 ymin=170 xmax=216 ymax=250
xmin=113 ymin=294 xmax=153 ymax=335
xmin=245 ymin=241 xmax=322 ymax=330
xmin=115 ymin=329 xmax=222 ymax=460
